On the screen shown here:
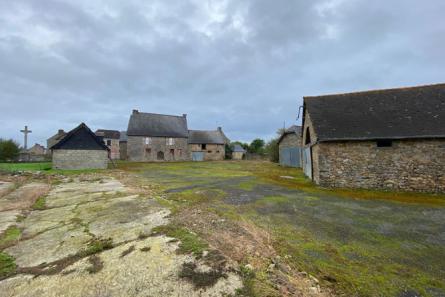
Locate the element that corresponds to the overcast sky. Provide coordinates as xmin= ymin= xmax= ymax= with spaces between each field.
xmin=1 ymin=0 xmax=444 ymax=147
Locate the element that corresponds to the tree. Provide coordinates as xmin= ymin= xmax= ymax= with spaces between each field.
xmin=0 ymin=139 xmax=20 ymax=162
xmin=224 ymin=143 xmax=233 ymax=160
xmin=248 ymin=138 xmax=265 ymax=154
xmin=264 ymin=128 xmax=286 ymax=163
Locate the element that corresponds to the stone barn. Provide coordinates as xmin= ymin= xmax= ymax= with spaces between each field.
xmin=127 ymin=110 xmax=190 ymax=162
xmin=302 ymin=83 xmax=445 ymax=193
xmin=47 ymin=129 xmax=66 ymax=151
xmin=188 ymin=128 xmax=229 ymax=161
xmin=232 ymin=144 xmax=246 ymax=160
xmin=51 ymin=123 xmax=109 ymax=170
xmin=95 ymin=129 xmax=120 ymax=160
xmin=278 ymin=125 xmax=302 ymax=167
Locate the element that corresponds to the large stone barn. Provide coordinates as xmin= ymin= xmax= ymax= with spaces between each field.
xmin=51 ymin=123 xmax=109 ymax=170
xmin=278 ymin=125 xmax=302 ymax=167
xmin=127 ymin=110 xmax=190 ymax=162
xmin=302 ymin=83 xmax=445 ymax=193
xmin=188 ymin=128 xmax=229 ymax=161
xmin=95 ymin=129 xmax=120 ymax=160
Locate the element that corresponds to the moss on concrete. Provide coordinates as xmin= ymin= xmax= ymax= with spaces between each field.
xmin=0 ymin=252 xmax=16 ymax=279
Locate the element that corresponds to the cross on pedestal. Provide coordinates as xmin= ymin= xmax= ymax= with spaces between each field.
xmin=20 ymin=125 xmax=32 ymax=150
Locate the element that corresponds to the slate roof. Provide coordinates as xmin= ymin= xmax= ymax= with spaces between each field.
xmin=188 ymin=129 xmax=227 ymax=144
xmin=232 ymin=144 xmax=246 ymax=153
xmin=277 ymin=125 xmax=302 ymax=144
xmin=51 ymin=123 xmax=109 ymax=150
xmin=304 ymin=83 xmax=445 ymax=142
xmin=119 ymin=131 xmax=128 ymax=142
xmin=95 ymin=129 xmax=120 ymax=139
xmin=127 ymin=111 xmax=188 ymax=138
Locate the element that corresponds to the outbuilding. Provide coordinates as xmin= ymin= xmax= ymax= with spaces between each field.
xmin=277 ymin=125 xmax=302 ymax=167
xmin=95 ymin=129 xmax=120 ymax=160
xmin=302 ymin=83 xmax=445 ymax=193
xmin=51 ymin=123 xmax=109 ymax=170
xmin=188 ymin=128 xmax=228 ymax=161
xmin=232 ymin=144 xmax=246 ymax=160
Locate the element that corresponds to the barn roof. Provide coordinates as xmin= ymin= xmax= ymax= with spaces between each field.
xmin=95 ymin=129 xmax=120 ymax=139
xmin=277 ymin=125 xmax=302 ymax=144
xmin=188 ymin=129 xmax=227 ymax=144
xmin=51 ymin=123 xmax=109 ymax=150
xmin=304 ymin=83 xmax=445 ymax=142
xmin=127 ymin=110 xmax=188 ymax=138
xmin=119 ymin=131 xmax=128 ymax=142
xmin=232 ymin=144 xmax=246 ymax=153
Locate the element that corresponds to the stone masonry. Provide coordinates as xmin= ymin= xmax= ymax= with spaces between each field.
xmin=53 ymin=150 xmax=109 ymax=170
xmin=189 ymin=144 xmax=225 ymax=161
xmin=127 ymin=136 xmax=190 ymax=162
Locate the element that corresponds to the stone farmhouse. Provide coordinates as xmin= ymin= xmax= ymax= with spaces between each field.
xmin=278 ymin=125 xmax=302 ymax=168
xmin=51 ymin=123 xmax=109 ymax=170
xmin=95 ymin=129 xmax=120 ymax=160
xmin=189 ymin=128 xmax=228 ymax=161
xmin=126 ymin=110 xmax=229 ymax=162
xmin=302 ymin=83 xmax=445 ymax=193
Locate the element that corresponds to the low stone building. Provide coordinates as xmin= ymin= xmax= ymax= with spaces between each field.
xmin=51 ymin=123 xmax=109 ymax=170
xmin=188 ymin=128 xmax=228 ymax=161
xmin=127 ymin=110 xmax=190 ymax=162
xmin=278 ymin=125 xmax=302 ymax=167
xmin=232 ymin=144 xmax=246 ymax=160
xmin=47 ymin=129 xmax=66 ymax=151
xmin=119 ymin=131 xmax=128 ymax=160
xmin=302 ymin=83 xmax=445 ymax=193
xmin=95 ymin=129 xmax=120 ymax=160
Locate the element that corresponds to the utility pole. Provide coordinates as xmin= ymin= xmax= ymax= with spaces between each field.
xmin=20 ymin=125 xmax=32 ymax=150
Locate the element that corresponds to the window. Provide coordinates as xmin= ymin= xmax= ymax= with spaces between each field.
xmin=145 ymin=148 xmax=151 ymax=155
xmin=208 ymin=150 xmax=212 ymax=153
xmin=145 ymin=137 xmax=151 ymax=145
xmin=377 ymin=140 xmax=392 ymax=147
xmin=166 ymin=138 xmax=175 ymax=145
xmin=170 ymin=149 xmax=175 ymax=155
xmin=201 ymin=144 xmax=207 ymax=150
xmin=305 ymin=127 xmax=311 ymax=145
xmin=106 ymin=140 xmax=111 ymax=146
xmin=157 ymin=151 xmax=164 ymax=160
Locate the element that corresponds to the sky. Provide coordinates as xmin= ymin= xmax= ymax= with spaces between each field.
xmin=0 ymin=0 xmax=444 ymax=147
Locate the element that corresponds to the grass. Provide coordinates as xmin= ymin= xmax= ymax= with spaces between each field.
xmin=31 ymin=196 xmax=46 ymax=210
xmin=121 ymin=160 xmax=445 ymax=297
xmin=0 ymin=226 xmax=21 ymax=249
xmin=78 ymin=238 xmax=113 ymax=257
xmin=152 ymin=225 xmax=208 ymax=257
xmin=0 ymin=162 xmax=108 ymax=175
xmin=0 ymin=252 xmax=16 ymax=279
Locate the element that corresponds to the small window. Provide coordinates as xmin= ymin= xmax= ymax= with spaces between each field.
xmin=166 ymin=138 xmax=174 ymax=145
xmin=305 ymin=127 xmax=311 ymax=145
xmin=208 ymin=150 xmax=212 ymax=153
xmin=377 ymin=140 xmax=392 ymax=147
xmin=106 ymin=140 xmax=111 ymax=146
xmin=201 ymin=144 xmax=207 ymax=150
xmin=170 ymin=149 xmax=175 ymax=155
xmin=145 ymin=137 xmax=151 ymax=145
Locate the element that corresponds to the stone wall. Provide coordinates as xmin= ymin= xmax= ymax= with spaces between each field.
xmin=189 ymin=144 xmax=225 ymax=161
xmin=316 ymin=139 xmax=445 ymax=193
xmin=279 ymin=133 xmax=302 ymax=149
xmin=53 ymin=150 xmax=108 ymax=170
xmin=119 ymin=141 xmax=127 ymax=160
xmin=127 ymin=136 xmax=190 ymax=162
xmin=232 ymin=152 xmax=245 ymax=160
xmin=103 ymin=138 xmax=120 ymax=160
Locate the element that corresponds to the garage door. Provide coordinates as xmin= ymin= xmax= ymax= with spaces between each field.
xmin=280 ymin=147 xmax=301 ymax=168
xmin=192 ymin=151 xmax=204 ymax=161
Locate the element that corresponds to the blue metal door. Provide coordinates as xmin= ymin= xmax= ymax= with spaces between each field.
xmin=302 ymin=147 xmax=312 ymax=179
xmin=280 ymin=148 xmax=301 ymax=167
xmin=192 ymin=152 xmax=204 ymax=161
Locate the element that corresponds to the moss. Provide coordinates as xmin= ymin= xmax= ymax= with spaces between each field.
xmin=0 ymin=226 xmax=21 ymax=248
xmin=79 ymin=238 xmax=113 ymax=257
xmin=31 ymin=196 xmax=46 ymax=210
xmin=152 ymin=225 xmax=208 ymax=257
xmin=0 ymin=252 xmax=16 ymax=279
xmin=179 ymin=262 xmax=227 ymax=289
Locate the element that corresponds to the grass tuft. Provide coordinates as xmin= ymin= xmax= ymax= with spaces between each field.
xmin=152 ymin=225 xmax=208 ymax=257
xmin=0 ymin=252 xmax=16 ymax=279
xmin=78 ymin=238 xmax=113 ymax=257
xmin=31 ymin=196 xmax=46 ymax=210
xmin=0 ymin=226 xmax=21 ymax=248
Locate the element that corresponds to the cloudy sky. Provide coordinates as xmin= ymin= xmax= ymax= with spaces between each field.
xmin=0 ymin=0 xmax=444 ymax=147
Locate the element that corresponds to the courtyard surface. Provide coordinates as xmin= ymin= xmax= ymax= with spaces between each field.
xmin=0 ymin=161 xmax=444 ymax=297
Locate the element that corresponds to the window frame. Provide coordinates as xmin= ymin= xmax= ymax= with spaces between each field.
xmin=144 ymin=137 xmax=151 ymax=145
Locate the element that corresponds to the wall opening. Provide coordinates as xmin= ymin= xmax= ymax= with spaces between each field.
xmin=201 ymin=144 xmax=207 ymax=150
xmin=157 ymin=151 xmax=164 ymax=160
xmin=305 ymin=127 xmax=311 ymax=145
xmin=376 ymin=140 xmax=393 ymax=147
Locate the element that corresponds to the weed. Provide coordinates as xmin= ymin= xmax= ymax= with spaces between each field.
xmin=0 ymin=226 xmax=21 ymax=248
xmin=79 ymin=238 xmax=113 ymax=257
xmin=0 ymin=252 xmax=16 ymax=279
xmin=152 ymin=225 xmax=208 ymax=257
xmin=31 ymin=196 xmax=46 ymax=210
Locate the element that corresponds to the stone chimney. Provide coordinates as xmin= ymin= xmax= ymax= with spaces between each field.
xmin=58 ymin=129 xmax=64 ymax=134
xmin=133 ymin=109 xmax=139 ymax=114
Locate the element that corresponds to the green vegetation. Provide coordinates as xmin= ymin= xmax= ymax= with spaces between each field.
xmin=0 ymin=226 xmax=21 ymax=248
xmin=32 ymin=196 xmax=46 ymax=210
xmin=152 ymin=225 xmax=208 ymax=257
xmin=79 ymin=238 xmax=113 ymax=257
xmin=0 ymin=139 xmax=20 ymax=162
xmin=0 ymin=162 xmax=52 ymax=171
xmin=0 ymin=252 xmax=16 ymax=279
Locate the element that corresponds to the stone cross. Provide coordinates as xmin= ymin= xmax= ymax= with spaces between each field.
xmin=20 ymin=125 xmax=32 ymax=150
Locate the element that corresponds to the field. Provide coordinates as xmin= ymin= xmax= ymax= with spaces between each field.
xmin=1 ymin=161 xmax=444 ymax=297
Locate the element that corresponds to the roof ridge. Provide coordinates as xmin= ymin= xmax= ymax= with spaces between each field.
xmin=304 ymin=82 xmax=445 ymax=99
xmin=135 ymin=112 xmax=185 ymax=118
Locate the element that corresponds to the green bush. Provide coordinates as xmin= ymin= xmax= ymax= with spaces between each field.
xmin=0 ymin=139 xmax=20 ymax=162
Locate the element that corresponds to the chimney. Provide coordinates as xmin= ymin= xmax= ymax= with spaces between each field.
xmin=133 ymin=109 xmax=139 ymax=114
xmin=217 ymin=127 xmax=222 ymax=131
xmin=58 ymin=129 xmax=64 ymax=134
xmin=183 ymin=114 xmax=187 ymax=118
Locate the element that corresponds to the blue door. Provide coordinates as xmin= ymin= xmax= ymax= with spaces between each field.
xmin=280 ymin=148 xmax=301 ymax=168
xmin=192 ymin=151 xmax=204 ymax=161
xmin=302 ymin=147 xmax=312 ymax=179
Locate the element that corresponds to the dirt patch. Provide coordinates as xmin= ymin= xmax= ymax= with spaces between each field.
xmin=179 ymin=261 xmax=227 ymax=289
xmin=0 ymin=182 xmax=50 ymax=212
xmin=86 ymin=255 xmax=104 ymax=274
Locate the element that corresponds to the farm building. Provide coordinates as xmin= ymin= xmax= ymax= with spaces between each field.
xmin=51 ymin=123 xmax=109 ymax=170
xmin=232 ymin=144 xmax=246 ymax=160
xmin=127 ymin=110 xmax=190 ymax=162
xmin=119 ymin=131 xmax=127 ymax=160
xmin=95 ymin=129 xmax=120 ymax=159
xmin=278 ymin=125 xmax=302 ymax=167
xmin=302 ymin=83 xmax=445 ymax=193
xmin=47 ymin=129 xmax=66 ymax=150
xmin=188 ymin=128 xmax=229 ymax=161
